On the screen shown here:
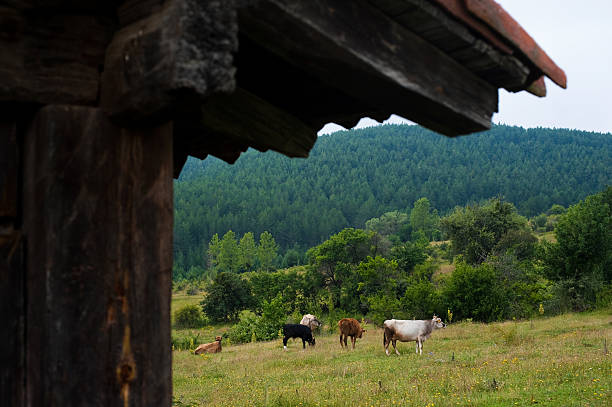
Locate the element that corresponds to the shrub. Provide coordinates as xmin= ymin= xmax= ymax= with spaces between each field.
xmin=256 ymin=295 xmax=286 ymax=341
xmin=227 ymin=296 xmax=287 ymax=344
xmin=228 ymin=311 xmax=259 ymax=344
xmin=401 ymin=279 xmax=442 ymax=319
xmin=366 ymin=294 xmax=401 ymax=326
xmin=201 ymin=272 xmax=253 ymax=322
xmin=443 ymin=261 xmax=508 ymax=322
xmin=174 ymin=305 xmax=206 ymax=329
xmin=596 ymin=284 xmax=612 ymax=308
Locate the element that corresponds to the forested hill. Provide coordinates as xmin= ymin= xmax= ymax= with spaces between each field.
xmin=174 ymin=124 xmax=611 ymax=267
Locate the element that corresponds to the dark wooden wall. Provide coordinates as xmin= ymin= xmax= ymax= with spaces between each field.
xmin=1 ymin=106 xmax=174 ymax=406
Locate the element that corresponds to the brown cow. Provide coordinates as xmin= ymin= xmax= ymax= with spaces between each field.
xmin=338 ymin=318 xmax=366 ymax=349
xmin=194 ymin=336 xmax=222 ymax=354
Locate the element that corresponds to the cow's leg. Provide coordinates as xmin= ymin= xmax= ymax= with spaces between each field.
xmin=283 ymin=336 xmax=289 ymax=350
xmin=302 ymin=338 xmax=306 ymax=349
xmin=343 ymin=335 xmax=348 ymax=348
xmin=393 ymin=340 xmax=400 ymax=355
xmin=339 ymin=334 xmax=343 ymax=348
xmin=351 ymin=336 xmax=356 ymax=349
xmin=384 ymin=333 xmax=390 ymax=356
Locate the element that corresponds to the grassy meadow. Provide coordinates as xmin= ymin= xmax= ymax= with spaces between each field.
xmin=172 ymin=306 xmax=611 ymax=407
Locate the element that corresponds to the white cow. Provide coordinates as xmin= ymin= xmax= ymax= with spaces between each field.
xmin=300 ymin=314 xmax=322 ymax=333
xmin=383 ymin=316 xmax=446 ymax=355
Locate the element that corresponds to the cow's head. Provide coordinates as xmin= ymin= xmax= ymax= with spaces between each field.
xmin=358 ymin=328 xmax=367 ymax=338
xmin=215 ymin=336 xmax=222 ymax=342
xmin=432 ymin=315 xmax=446 ymax=329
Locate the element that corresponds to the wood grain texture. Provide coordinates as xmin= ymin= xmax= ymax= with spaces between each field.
xmin=0 ymin=121 xmax=17 ymax=219
xmin=0 ymin=119 xmax=24 ymax=406
xmin=22 ymin=105 xmax=173 ymax=406
xmin=101 ymin=0 xmax=237 ymax=124
xmin=238 ymin=0 xmax=498 ymax=136
xmin=0 ymin=7 xmax=113 ymax=105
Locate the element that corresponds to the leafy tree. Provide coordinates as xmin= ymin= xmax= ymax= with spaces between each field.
xmin=365 ymin=210 xmax=408 ymax=238
xmin=366 ymin=294 xmax=401 ymax=325
xmin=442 ymin=261 xmax=508 ymax=322
xmin=282 ymin=248 xmax=301 ymax=268
xmin=238 ymin=232 xmax=257 ymax=272
xmin=547 ymin=204 xmax=566 ymax=215
xmin=539 ymin=187 xmax=612 ymax=310
xmin=356 ymin=256 xmax=401 ymax=299
xmin=390 ymin=239 xmax=428 ymax=274
xmin=201 ymin=272 xmax=252 ymax=322
xmin=307 ymin=228 xmax=374 ymax=289
xmin=401 ymin=280 xmax=442 ymax=320
xmin=257 ymin=231 xmax=278 ymax=271
xmin=441 ymin=198 xmax=528 ymax=264
xmin=493 ymin=228 xmax=537 ymax=260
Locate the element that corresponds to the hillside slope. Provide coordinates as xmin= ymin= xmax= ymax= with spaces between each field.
xmin=174 ymin=124 xmax=611 ymax=269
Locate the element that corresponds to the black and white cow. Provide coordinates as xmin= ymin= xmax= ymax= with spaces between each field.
xmin=282 ymin=324 xmax=315 ymax=350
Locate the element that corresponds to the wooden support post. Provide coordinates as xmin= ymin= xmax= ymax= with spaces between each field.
xmin=22 ymin=105 xmax=173 ymax=405
xmin=0 ymin=119 xmax=25 ymax=406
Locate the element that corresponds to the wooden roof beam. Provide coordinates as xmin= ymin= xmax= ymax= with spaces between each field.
xmin=238 ymin=0 xmax=499 ymax=136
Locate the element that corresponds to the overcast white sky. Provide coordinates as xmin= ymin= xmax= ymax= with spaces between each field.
xmin=319 ymin=0 xmax=612 ymax=135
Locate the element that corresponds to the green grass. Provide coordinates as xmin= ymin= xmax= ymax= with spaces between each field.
xmin=172 ymin=309 xmax=611 ymax=406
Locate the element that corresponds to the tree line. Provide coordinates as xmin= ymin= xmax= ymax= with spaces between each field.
xmin=174 ymin=124 xmax=612 ymax=273
xmin=175 ymin=188 xmax=611 ymax=343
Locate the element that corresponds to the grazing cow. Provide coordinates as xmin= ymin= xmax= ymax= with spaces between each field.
xmin=338 ymin=318 xmax=366 ymax=349
xmin=300 ymin=314 xmax=322 ymax=333
xmin=383 ymin=316 xmax=446 ymax=356
xmin=283 ymin=324 xmax=315 ymax=350
xmin=194 ymin=336 xmax=222 ymax=355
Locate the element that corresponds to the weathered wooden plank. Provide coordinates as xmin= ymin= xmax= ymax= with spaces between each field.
xmin=373 ymin=0 xmax=529 ymax=90
xmin=0 ymin=233 xmax=24 ymax=407
xmin=200 ymin=87 xmax=317 ymax=157
xmin=0 ymin=118 xmax=24 ymax=407
xmin=238 ymin=0 xmax=498 ymax=136
xmin=22 ymin=105 xmax=173 ymax=406
xmin=0 ymin=121 xmax=17 ymax=219
xmin=101 ymin=0 xmax=237 ymax=124
xmin=0 ymin=7 xmax=112 ymax=105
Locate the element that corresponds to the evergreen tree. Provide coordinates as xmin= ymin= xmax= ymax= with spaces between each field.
xmin=238 ymin=232 xmax=257 ymax=272
xmin=218 ymin=230 xmax=240 ymax=273
xmin=409 ymin=197 xmax=440 ymax=241
xmin=207 ymin=233 xmax=221 ymax=270
xmin=257 ymin=231 xmax=278 ymax=271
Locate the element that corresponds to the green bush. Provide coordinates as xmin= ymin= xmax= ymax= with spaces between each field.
xmin=228 ymin=310 xmax=260 ymax=344
xmin=596 ymin=284 xmax=612 ymax=308
xmin=401 ymin=279 xmax=442 ymax=319
xmin=228 ymin=296 xmax=286 ymax=344
xmin=256 ymin=295 xmax=286 ymax=341
xmin=174 ymin=305 xmax=206 ymax=329
xmin=366 ymin=294 xmax=401 ymax=326
xmin=443 ymin=261 xmax=508 ymax=322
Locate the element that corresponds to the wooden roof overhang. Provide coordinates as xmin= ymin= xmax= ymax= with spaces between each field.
xmin=0 ymin=0 xmax=566 ymax=177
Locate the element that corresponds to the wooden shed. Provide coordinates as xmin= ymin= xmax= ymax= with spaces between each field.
xmin=0 ymin=0 xmax=565 ymax=405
